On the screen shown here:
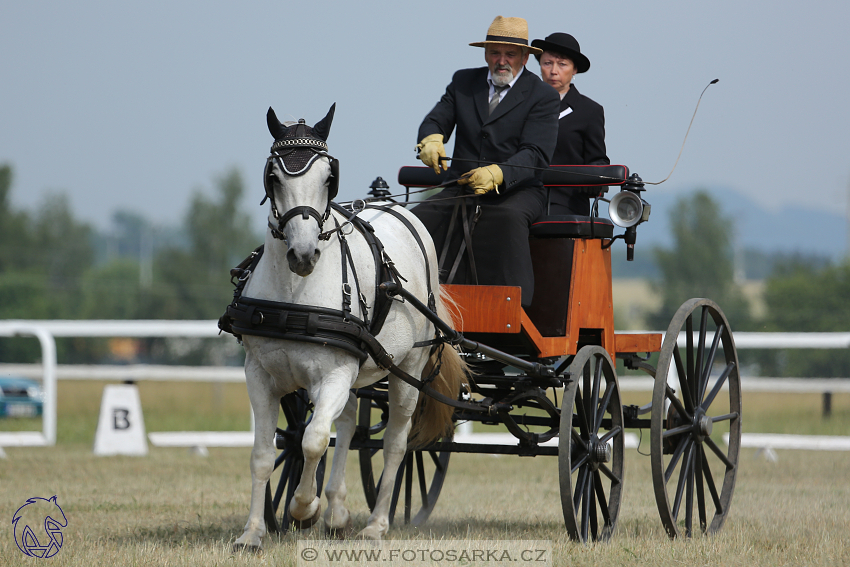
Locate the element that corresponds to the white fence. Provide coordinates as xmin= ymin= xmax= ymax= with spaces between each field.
xmin=1 ymin=320 xmax=849 ymax=448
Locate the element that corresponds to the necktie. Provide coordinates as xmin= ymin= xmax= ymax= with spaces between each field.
xmin=489 ymin=85 xmax=508 ymax=115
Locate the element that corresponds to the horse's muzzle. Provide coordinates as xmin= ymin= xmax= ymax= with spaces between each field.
xmin=287 ymin=248 xmax=321 ymax=277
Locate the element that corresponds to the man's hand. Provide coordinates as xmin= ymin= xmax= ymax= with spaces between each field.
xmin=416 ymin=134 xmax=448 ymax=174
xmin=457 ymin=164 xmax=503 ymax=194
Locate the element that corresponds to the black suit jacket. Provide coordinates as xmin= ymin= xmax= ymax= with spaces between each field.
xmin=418 ymin=66 xmax=559 ymax=192
xmin=548 ymin=84 xmax=609 ymax=215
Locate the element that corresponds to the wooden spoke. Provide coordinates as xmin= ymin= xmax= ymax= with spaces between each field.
xmin=705 ymin=437 xmax=735 ymax=470
xmin=701 ymin=448 xmax=723 ymax=513
xmin=598 ymin=463 xmax=621 ymax=485
xmin=574 ymin=388 xmax=592 ymax=437
xmin=693 ymin=306 xmax=709 ymax=405
xmin=573 ymin=466 xmax=588 ymax=511
xmin=699 ymin=324 xmax=724 ymax=403
xmin=696 ymin=445 xmax=707 ymax=532
xmin=593 ymin=470 xmax=612 ymax=527
xmin=711 ymin=412 xmax=739 ymax=424
xmin=702 ymin=362 xmax=735 ymax=411
xmin=671 ymin=443 xmax=693 ymax=522
xmin=572 ymin=452 xmax=590 ymax=474
xmin=673 ymin=347 xmax=696 ymax=414
xmin=685 ymin=448 xmax=695 ymax=537
xmin=598 ymin=425 xmax=622 ymax=446
xmin=663 ymin=423 xmax=694 ymax=439
xmin=595 ymin=383 xmax=615 ymax=432
xmin=665 ymin=384 xmax=693 ymax=422
xmin=664 ymin=437 xmax=691 ymax=484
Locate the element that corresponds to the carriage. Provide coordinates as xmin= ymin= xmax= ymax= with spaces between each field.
xmin=223 ymin=106 xmax=741 ymax=548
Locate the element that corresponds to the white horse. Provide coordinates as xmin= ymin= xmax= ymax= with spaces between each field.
xmin=229 ymin=105 xmax=466 ymax=550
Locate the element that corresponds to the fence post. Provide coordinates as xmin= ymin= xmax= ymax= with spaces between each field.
xmin=823 ymin=391 xmax=833 ymax=418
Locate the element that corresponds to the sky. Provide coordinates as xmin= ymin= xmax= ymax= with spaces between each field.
xmin=2 ymin=1 xmax=849 ymax=250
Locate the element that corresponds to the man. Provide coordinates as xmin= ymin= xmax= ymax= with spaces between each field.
xmin=411 ymin=16 xmax=559 ymax=306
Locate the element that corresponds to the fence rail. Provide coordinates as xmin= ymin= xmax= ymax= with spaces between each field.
xmin=1 ymin=320 xmax=849 ymax=448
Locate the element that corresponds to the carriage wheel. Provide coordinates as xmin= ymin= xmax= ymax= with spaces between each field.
xmin=357 ymin=394 xmax=450 ymax=526
xmin=651 ymin=298 xmax=742 ymax=538
xmin=559 ymin=345 xmax=625 ymax=542
xmin=264 ymin=389 xmax=327 ymax=534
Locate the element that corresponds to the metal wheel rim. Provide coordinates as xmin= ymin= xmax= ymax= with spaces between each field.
xmin=650 ymin=298 xmax=742 ymax=538
xmin=357 ymin=396 xmax=450 ymax=526
xmin=559 ymin=345 xmax=625 ymax=542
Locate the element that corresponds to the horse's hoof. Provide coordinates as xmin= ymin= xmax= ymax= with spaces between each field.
xmin=325 ymin=516 xmax=354 ymax=540
xmin=232 ymin=543 xmax=262 ymax=554
xmin=355 ymin=527 xmax=383 ymax=541
xmin=292 ymin=507 xmax=322 ymax=530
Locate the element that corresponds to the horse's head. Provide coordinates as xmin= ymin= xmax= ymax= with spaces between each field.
xmin=264 ymin=104 xmax=338 ymax=277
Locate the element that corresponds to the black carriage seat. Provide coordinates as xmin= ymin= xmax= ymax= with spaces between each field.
xmin=530 ymin=164 xmax=629 ymax=239
xmin=530 ymin=215 xmax=614 ymax=239
xmin=396 ymin=164 xmax=628 ymax=239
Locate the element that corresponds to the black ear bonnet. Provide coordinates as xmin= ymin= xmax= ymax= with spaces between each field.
xmin=264 ymin=105 xmax=339 ymax=204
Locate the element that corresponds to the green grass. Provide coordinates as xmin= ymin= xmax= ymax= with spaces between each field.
xmin=1 ymin=382 xmax=848 ymax=565
xmin=1 ymin=444 xmax=848 ymax=566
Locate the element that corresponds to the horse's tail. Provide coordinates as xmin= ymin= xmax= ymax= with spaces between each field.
xmin=408 ymin=285 xmax=470 ymax=449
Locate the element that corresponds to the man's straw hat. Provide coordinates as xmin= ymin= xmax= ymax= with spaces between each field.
xmin=469 ymin=16 xmax=542 ymax=55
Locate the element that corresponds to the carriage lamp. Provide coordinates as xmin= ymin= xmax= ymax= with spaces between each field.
xmin=368 ymin=176 xmax=391 ymax=199
xmin=604 ymin=173 xmax=651 ymax=261
xmin=609 ymin=189 xmax=650 ymax=228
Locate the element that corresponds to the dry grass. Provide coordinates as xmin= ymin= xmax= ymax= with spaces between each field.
xmin=0 ymin=382 xmax=848 ymax=566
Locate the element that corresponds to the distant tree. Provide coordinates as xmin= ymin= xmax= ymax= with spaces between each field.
xmin=647 ymin=191 xmax=752 ymax=331
xmin=0 ymin=165 xmax=33 ymax=272
xmin=755 ymin=258 xmax=850 ymax=376
xmin=0 ymin=166 xmax=98 ymax=362
xmin=30 ymin=192 xmax=95 ymax=310
xmin=153 ymin=168 xmax=260 ymax=320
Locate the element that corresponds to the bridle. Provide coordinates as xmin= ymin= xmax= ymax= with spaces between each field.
xmin=262 ymin=120 xmax=340 ymax=243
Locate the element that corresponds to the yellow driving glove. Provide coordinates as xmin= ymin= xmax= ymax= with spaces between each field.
xmin=416 ymin=133 xmax=448 ymax=174
xmin=457 ymin=164 xmax=503 ymax=194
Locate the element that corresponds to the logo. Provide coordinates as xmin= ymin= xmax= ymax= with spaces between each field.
xmin=12 ymin=496 xmax=67 ymax=558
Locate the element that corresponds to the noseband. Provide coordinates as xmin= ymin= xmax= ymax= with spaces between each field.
xmin=263 ymin=122 xmax=339 ymax=243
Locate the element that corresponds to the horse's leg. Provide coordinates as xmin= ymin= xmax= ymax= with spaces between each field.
xmin=288 ymin=366 xmax=356 ymax=525
xmin=357 ymin=376 xmax=420 ymax=541
xmin=323 ymin=391 xmax=357 ymax=536
xmin=234 ymin=356 xmax=280 ymax=552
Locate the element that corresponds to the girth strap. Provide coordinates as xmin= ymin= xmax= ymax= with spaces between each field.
xmin=226 ymin=297 xmax=370 ymax=362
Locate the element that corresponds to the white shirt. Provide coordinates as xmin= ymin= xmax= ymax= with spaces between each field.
xmin=487 ymin=66 xmax=524 ymax=103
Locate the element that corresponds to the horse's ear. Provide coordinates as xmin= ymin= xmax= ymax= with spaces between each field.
xmin=312 ymin=103 xmax=336 ymax=141
xmin=267 ymin=107 xmax=287 ymax=140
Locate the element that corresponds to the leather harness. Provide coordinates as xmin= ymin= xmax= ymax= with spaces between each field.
xmin=219 ymin=201 xmax=437 ymax=365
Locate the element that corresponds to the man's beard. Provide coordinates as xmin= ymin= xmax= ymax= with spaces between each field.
xmin=491 ymin=66 xmax=514 ymax=87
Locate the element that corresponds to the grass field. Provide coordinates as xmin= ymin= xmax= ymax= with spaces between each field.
xmin=1 ymin=381 xmax=848 ymax=566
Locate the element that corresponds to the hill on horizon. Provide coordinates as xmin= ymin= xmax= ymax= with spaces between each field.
xmin=607 ymin=185 xmax=847 ymax=279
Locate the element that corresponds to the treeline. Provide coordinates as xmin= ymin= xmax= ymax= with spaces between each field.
xmin=0 ymin=163 xmax=260 ymax=365
xmin=645 ymin=191 xmax=850 ymax=377
xmin=2 ymin=163 xmax=848 ymax=375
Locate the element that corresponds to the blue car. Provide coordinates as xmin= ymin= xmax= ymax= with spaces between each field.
xmin=0 ymin=376 xmax=44 ymax=418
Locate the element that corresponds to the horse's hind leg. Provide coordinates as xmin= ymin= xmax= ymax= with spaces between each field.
xmin=323 ymin=391 xmax=357 ymax=536
xmin=289 ymin=367 xmax=356 ymax=525
xmin=234 ymin=358 xmax=280 ymax=552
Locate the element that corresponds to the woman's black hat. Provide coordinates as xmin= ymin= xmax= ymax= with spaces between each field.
xmin=531 ymin=32 xmax=591 ymax=73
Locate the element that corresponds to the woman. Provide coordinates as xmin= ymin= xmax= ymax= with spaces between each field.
xmin=531 ymin=33 xmax=609 ymax=215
